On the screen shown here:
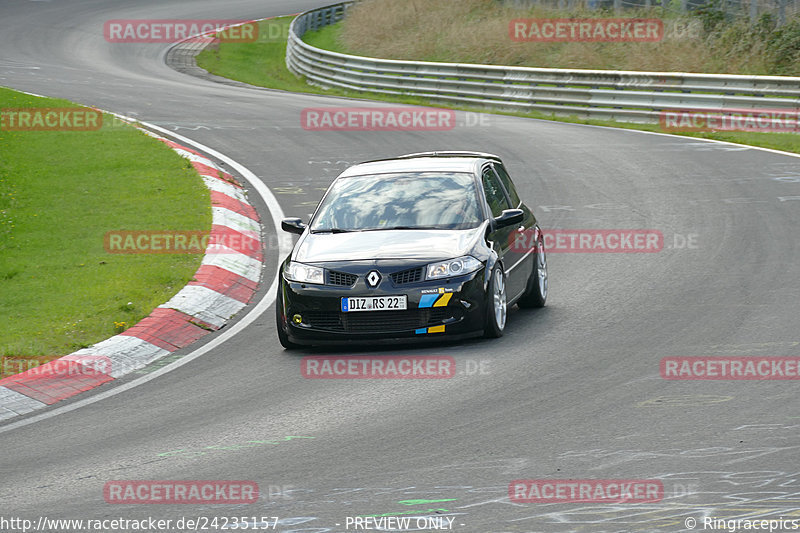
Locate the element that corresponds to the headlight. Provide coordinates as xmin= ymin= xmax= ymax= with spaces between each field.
xmin=284 ymin=261 xmax=324 ymax=284
xmin=426 ymin=256 xmax=482 ymax=280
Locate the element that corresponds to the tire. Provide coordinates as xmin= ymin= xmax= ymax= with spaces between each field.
xmin=276 ymin=291 xmax=300 ymax=350
xmin=518 ymin=234 xmax=547 ymax=308
xmin=484 ymin=266 xmax=507 ymax=338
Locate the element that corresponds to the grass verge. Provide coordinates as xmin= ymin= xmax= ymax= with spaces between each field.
xmin=195 ymin=15 xmax=800 ymax=156
xmin=334 ymin=0 xmax=800 ymax=76
xmin=196 ymin=17 xmax=433 ymax=104
xmin=0 ymin=87 xmax=210 ymax=367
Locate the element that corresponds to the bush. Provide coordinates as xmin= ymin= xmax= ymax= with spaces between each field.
xmin=766 ymin=17 xmax=800 ymax=74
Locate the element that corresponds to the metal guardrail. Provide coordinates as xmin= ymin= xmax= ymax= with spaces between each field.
xmin=286 ymin=2 xmax=800 ymax=125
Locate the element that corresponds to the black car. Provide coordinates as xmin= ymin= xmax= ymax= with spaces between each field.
xmin=276 ymin=151 xmax=547 ymax=348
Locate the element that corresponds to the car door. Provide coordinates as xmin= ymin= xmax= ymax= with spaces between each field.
xmin=480 ymin=165 xmax=527 ymax=300
xmin=491 ymin=162 xmax=535 ymax=299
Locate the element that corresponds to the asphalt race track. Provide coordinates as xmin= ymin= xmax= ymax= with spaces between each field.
xmin=1 ymin=1 xmax=799 ymax=532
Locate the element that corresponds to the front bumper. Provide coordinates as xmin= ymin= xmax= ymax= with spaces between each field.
xmin=277 ymin=261 xmax=488 ymax=345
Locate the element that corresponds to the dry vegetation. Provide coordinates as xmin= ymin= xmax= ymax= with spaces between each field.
xmin=336 ymin=0 xmax=800 ymax=75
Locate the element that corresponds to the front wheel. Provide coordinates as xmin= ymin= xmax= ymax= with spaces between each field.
xmin=484 ymin=266 xmax=507 ymax=338
xmin=518 ymin=234 xmax=547 ymax=308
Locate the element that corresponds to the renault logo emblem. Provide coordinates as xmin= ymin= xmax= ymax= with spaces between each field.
xmin=366 ymin=270 xmax=381 ymax=288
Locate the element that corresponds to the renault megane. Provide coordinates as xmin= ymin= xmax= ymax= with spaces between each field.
xmin=276 ymin=151 xmax=547 ymax=348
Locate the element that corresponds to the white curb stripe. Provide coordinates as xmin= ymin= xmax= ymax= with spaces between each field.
xmin=212 ymin=206 xmax=261 ymax=234
xmin=201 ymin=247 xmax=262 ymax=282
xmin=104 ymin=349 xmax=173 ymax=378
xmin=0 ymin=387 xmax=48 ymax=421
xmin=71 ymin=336 xmax=171 ymax=378
xmin=59 ymin=354 xmax=113 ymax=374
xmin=159 ymin=285 xmax=246 ymax=328
xmin=172 ymin=148 xmax=214 ymax=166
xmin=202 ymin=176 xmax=249 ymax=203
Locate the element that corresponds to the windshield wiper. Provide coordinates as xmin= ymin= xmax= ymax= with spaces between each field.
xmin=366 ymin=225 xmax=440 ymax=231
xmin=310 ymin=228 xmax=355 ymax=234
xmin=312 ymin=226 xmax=440 ymax=233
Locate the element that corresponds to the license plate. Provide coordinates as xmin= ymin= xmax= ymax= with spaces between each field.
xmin=341 ymin=295 xmax=407 ymax=312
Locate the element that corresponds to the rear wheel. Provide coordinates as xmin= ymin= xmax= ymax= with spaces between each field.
xmin=518 ymin=234 xmax=547 ymax=308
xmin=484 ymin=266 xmax=507 ymax=338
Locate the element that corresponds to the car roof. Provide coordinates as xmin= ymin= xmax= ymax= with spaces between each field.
xmin=338 ymin=151 xmax=503 ymax=178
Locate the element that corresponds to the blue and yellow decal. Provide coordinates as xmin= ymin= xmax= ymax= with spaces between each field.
xmin=416 ymin=290 xmax=453 ymax=334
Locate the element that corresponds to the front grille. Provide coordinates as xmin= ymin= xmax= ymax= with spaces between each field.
xmin=303 ymin=308 xmax=454 ymax=333
xmin=390 ymin=267 xmax=424 ymax=285
xmin=328 ymin=270 xmax=357 ymax=287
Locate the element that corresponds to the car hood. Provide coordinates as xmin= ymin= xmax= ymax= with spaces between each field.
xmin=293 ymin=223 xmax=488 ymax=263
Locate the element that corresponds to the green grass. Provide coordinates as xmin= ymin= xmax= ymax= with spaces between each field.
xmin=195 ymin=15 xmax=800 ymax=156
xmin=196 ymin=17 xmax=433 ymax=105
xmin=197 ymin=17 xmax=326 ymax=95
xmin=333 ymin=0 xmax=800 ymax=75
xmin=302 ymin=23 xmax=340 ymax=52
xmin=0 ymin=87 xmax=211 ymax=359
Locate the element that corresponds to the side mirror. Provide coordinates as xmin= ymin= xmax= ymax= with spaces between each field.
xmin=493 ymin=209 xmax=524 ymax=229
xmin=281 ymin=217 xmax=306 ymax=235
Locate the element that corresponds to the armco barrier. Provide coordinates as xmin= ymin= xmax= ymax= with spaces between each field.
xmin=286 ymin=2 xmax=800 ymax=125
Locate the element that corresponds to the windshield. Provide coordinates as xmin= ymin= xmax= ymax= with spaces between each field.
xmin=310 ymin=171 xmax=483 ymax=232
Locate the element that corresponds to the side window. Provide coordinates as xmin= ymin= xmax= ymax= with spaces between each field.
xmin=481 ymin=167 xmax=510 ymax=218
xmin=492 ymin=164 xmax=521 ymax=207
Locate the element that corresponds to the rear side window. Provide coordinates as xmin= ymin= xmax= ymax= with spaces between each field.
xmin=482 ymin=167 xmax=510 ymax=218
xmin=492 ymin=164 xmax=521 ymax=207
